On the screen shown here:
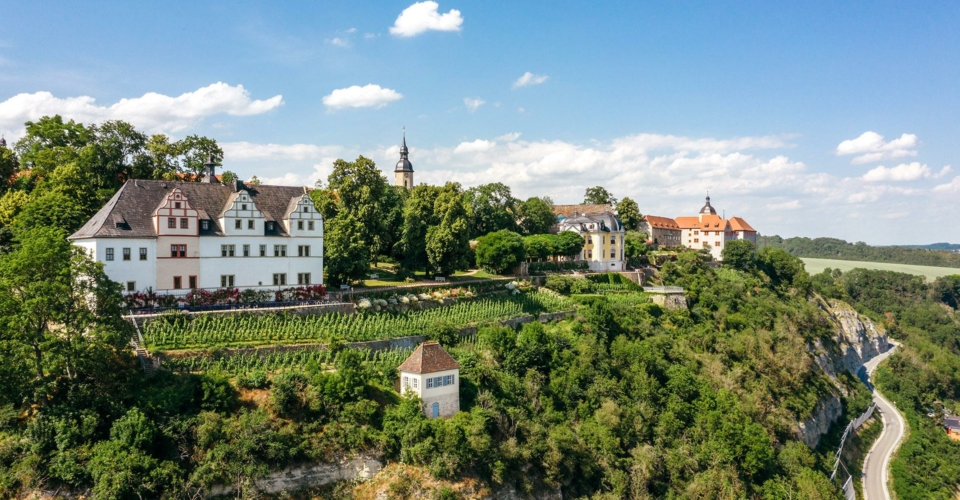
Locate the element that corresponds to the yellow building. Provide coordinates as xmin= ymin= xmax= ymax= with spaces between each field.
xmin=557 ymin=210 xmax=626 ymax=271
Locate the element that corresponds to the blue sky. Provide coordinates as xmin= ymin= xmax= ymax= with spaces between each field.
xmin=1 ymin=1 xmax=958 ymax=244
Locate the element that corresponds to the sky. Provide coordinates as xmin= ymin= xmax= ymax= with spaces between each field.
xmin=1 ymin=0 xmax=958 ymax=245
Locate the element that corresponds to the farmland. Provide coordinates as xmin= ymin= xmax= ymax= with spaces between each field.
xmin=801 ymin=257 xmax=960 ymax=281
xmin=144 ymin=291 xmax=572 ymax=351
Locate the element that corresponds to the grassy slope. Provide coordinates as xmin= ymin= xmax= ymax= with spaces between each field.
xmin=801 ymin=257 xmax=960 ymax=281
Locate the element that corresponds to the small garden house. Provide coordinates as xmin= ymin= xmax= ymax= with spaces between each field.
xmin=398 ymin=341 xmax=460 ymax=419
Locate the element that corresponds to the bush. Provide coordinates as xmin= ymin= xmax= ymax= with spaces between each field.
xmin=237 ymin=369 xmax=269 ymax=390
xmin=475 ymin=230 xmax=526 ymax=274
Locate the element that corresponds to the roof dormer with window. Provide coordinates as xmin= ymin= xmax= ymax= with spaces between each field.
xmin=154 ymin=188 xmax=199 ymax=236
xmin=219 ymin=190 xmax=264 ymax=236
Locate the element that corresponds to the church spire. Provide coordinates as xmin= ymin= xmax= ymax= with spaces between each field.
xmin=394 ymin=128 xmax=414 ymax=189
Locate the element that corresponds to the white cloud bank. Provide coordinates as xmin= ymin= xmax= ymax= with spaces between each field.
xmin=389 ymin=1 xmax=463 ymax=37
xmin=836 ymin=131 xmax=918 ymax=164
xmin=463 ymin=97 xmax=485 ymax=112
xmin=512 ymin=72 xmax=549 ymax=89
xmin=862 ymin=162 xmax=951 ymax=182
xmin=0 ymin=82 xmax=282 ymax=137
xmin=322 ymin=84 xmax=403 ymax=110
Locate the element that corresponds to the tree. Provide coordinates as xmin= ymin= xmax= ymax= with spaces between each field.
xmin=518 ymin=196 xmax=557 ymax=235
xmin=523 ymin=234 xmax=555 ymax=261
xmin=0 ymin=142 xmax=18 ymax=195
xmin=465 ymin=183 xmax=519 ymax=238
xmin=932 ymin=274 xmax=960 ymax=309
xmin=615 ymin=197 xmax=641 ymax=231
xmin=426 ymin=184 xmax=471 ymax=276
xmin=219 ymin=170 xmax=239 ymax=185
xmin=0 ymin=190 xmax=29 ymax=227
xmin=324 ymin=212 xmax=370 ymax=285
xmin=11 ymin=190 xmax=90 ymax=235
xmin=757 ymin=247 xmax=810 ymax=295
xmin=583 ymin=186 xmax=616 ymax=206
xmin=401 ymin=184 xmax=444 ymax=273
xmin=624 ymin=231 xmax=648 ymax=268
xmin=476 ymin=230 xmax=526 ymax=274
xmin=327 ymin=156 xmax=395 ymax=265
xmin=176 ymin=135 xmax=223 ymax=180
xmin=722 ymin=240 xmax=757 ymax=272
xmin=0 ymin=226 xmax=128 ymax=407
xmin=554 ymin=231 xmax=586 ymax=259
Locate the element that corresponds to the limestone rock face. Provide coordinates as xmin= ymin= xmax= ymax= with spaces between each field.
xmin=796 ymin=393 xmax=843 ymax=448
xmin=207 ymin=455 xmax=382 ymax=497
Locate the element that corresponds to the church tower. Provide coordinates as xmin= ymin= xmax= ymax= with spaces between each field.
xmin=394 ymin=130 xmax=414 ymax=189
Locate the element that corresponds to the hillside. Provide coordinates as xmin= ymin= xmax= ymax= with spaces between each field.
xmin=760 ymin=235 xmax=960 ymax=269
xmin=0 ymin=244 xmax=896 ymax=499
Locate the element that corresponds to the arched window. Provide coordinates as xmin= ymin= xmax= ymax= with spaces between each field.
xmin=431 ymin=402 xmax=440 ymax=418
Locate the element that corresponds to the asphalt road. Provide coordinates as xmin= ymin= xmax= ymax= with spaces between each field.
xmin=862 ymin=342 xmax=905 ymax=500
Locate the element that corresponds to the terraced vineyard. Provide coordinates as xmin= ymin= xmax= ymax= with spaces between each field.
xmin=145 ymin=291 xmax=572 ymax=351
xmin=163 ymin=346 xmax=414 ymax=377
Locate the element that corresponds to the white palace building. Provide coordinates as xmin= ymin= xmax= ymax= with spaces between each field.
xmin=69 ymin=159 xmax=324 ymax=294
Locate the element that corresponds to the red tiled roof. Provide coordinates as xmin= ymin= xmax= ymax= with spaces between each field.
xmin=675 ymin=214 xmax=729 ymax=230
xmin=728 ymin=217 xmax=756 ymax=232
xmin=641 ymin=215 xmax=679 ymax=230
xmin=397 ymin=342 xmax=460 ymax=374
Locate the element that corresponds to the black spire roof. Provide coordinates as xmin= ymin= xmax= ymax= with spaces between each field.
xmin=0 ymin=136 xmax=6 ymax=148
xmin=395 ymin=130 xmax=413 ymax=172
xmin=699 ymin=194 xmax=717 ymax=215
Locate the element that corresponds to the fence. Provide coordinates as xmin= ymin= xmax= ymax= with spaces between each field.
xmin=830 ymin=402 xmax=877 ymax=499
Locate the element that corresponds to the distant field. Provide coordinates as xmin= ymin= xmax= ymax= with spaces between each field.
xmin=801 ymin=257 xmax=960 ymax=281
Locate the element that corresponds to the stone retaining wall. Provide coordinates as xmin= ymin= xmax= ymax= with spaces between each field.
xmin=207 ymin=456 xmax=382 ymax=497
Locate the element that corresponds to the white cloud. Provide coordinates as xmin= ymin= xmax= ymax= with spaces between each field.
xmin=453 ymin=139 xmax=496 ymax=154
xmin=512 ymin=72 xmax=549 ymax=89
xmin=497 ymin=132 xmax=521 ymax=142
xmin=328 ymin=37 xmax=350 ymax=47
xmin=0 ymin=82 xmax=282 ymax=137
xmin=345 ymin=28 xmax=357 ymax=33
xmin=322 ymin=84 xmax=403 ymax=110
xmin=934 ymin=176 xmax=960 ymax=193
xmin=364 ymin=33 xmax=377 ymax=39
xmin=518 ymin=107 xmax=526 ymax=113
xmin=860 ymin=162 xmax=951 ymax=182
xmin=836 ymin=131 xmax=918 ymax=164
xmin=463 ymin=97 xmax=485 ymax=112
xmin=389 ymin=1 xmax=463 ymax=37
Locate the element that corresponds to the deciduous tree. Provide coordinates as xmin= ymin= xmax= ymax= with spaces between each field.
xmin=476 ymin=230 xmax=526 ymax=274
xmin=583 ymin=186 xmax=616 ymax=206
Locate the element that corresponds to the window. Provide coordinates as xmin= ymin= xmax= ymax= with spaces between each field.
xmin=412 ymin=378 xmax=418 ymax=389
xmin=694 ymin=230 xmax=699 ymax=235
xmin=267 ymin=222 xmax=275 ymax=231
xmin=303 ymin=206 xmax=309 ymax=212
xmin=610 ymin=250 xmax=616 ymax=258
xmin=297 ymin=220 xmax=304 ymax=230
xmin=243 ymin=244 xmax=250 ymax=257
xmin=274 ymin=245 xmax=287 ymax=257
xmin=611 ymin=235 xmax=616 ymax=244
xmin=122 ymin=248 xmax=131 ymax=261
xmin=168 ymin=218 xmax=176 ymax=228
xmin=201 ymin=220 xmax=209 ymax=230
xmin=298 ymin=245 xmax=310 ymax=257
xmin=259 ymin=244 xmax=267 ymax=257
xmin=175 ymin=202 xmax=181 ymax=209
xmin=248 ymin=219 xmax=255 ymax=229
xmin=139 ymin=248 xmax=147 ymax=261
xmin=241 ymin=203 xmax=247 ymax=211
xmin=403 ymin=376 xmax=409 ymax=387
xmin=308 ymin=221 xmax=315 ymax=231
xmin=189 ymin=276 xmax=197 ymax=289
xmin=221 ymin=275 xmax=235 ymax=287
xmin=106 ymin=248 xmax=115 ymax=261
xmin=427 ymin=378 xmax=433 ymax=389
xmin=298 ymin=273 xmax=311 ymax=285
xmin=173 ymin=276 xmax=182 ymax=289
xmin=180 ymin=218 xmax=188 ymax=229
xmin=126 ymin=281 xmax=136 ymax=292
xmin=171 ymin=244 xmax=186 ymax=258
xmin=444 ymin=375 xmax=454 ymax=385
xmin=221 ymin=245 xmax=235 ymax=257
xmin=693 ymin=238 xmax=699 ymax=243
xmin=235 ymin=219 xmax=242 ymax=230
xmin=588 ymin=250 xmax=593 ymax=259
xmin=273 ymin=273 xmax=287 ymax=286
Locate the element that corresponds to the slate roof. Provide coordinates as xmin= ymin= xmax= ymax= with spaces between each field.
xmin=69 ymin=179 xmax=311 ymax=240
xmin=397 ymin=342 xmax=460 ymax=374
xmin=559 ymin=211 xmax=624 ymax=233
xmin=945 ymin=416 xmax=960 ymax=430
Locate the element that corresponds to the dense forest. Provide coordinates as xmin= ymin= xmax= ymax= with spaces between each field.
xmin=759 ymin=235 xmax=960 ymax=269
xmin=810 ymin=268 xmax=960 ymax=499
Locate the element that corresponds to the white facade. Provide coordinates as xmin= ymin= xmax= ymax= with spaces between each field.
xmin=70 ymin=180 xmax=324 ymax=294
xmin=400 ymin=368 xmax=460 ymax=418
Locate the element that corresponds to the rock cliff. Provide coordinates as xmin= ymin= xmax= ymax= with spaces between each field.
xmin=798 ymin=298 xmax=889 ymax=448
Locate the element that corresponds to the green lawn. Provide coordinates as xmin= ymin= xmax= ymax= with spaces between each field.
xmin=801 ymin=257 xmax=960 ymax=281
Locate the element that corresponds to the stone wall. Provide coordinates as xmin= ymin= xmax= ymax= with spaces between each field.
xmin=423 ymin=391 xmax=461 ymax=419
xmin=207 ymin=456 xmax=382 ymax=497
xmin=649 ymin=293 xmax=687 ymax=310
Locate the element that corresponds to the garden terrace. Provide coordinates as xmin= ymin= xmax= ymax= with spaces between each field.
xmin=143 ymin=291 xmax=574 ymax=351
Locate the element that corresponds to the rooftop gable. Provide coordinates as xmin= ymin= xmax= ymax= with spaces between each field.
xmin=398 ymin=342 xmax=460 ymax=374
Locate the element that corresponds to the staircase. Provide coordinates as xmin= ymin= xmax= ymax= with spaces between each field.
xmin=129 ymin=316 xmax=158 ymax=376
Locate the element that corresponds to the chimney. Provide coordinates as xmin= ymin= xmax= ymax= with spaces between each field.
xmin=202 ymin=155 xmax=218 ymax=183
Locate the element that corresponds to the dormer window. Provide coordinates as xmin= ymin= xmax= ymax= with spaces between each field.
xmin=201 ymin=220 xmax=209 ymax=230
xmin=267 ymin=222 xmax=274 ymax=231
